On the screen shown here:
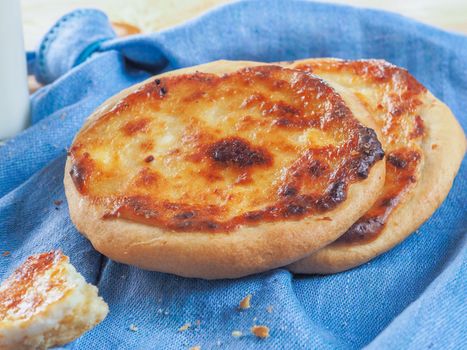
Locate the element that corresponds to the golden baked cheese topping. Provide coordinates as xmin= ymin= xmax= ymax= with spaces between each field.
xmin=0 ymin=251 xmax=68 ymax=321
xmin=290 ymin=59 xmax=426 ymax=243
xmin=68 ymin=65 xmax=384 ymax=232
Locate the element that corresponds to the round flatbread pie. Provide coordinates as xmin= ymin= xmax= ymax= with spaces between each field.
xmin=284 ymin=58 xmax=466 ymax=274
xmin=64 ymin=60 xmax=385 ymax=279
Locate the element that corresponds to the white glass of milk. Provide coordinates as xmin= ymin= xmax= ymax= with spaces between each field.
xmin=0 ymin=0 xmax=30 ymax=140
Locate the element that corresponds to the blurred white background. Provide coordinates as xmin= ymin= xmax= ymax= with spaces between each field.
xmin=22 ymin=0 xmax=467 ymax=50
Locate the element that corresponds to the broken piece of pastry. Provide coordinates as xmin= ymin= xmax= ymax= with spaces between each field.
xmin=0 ymin=251 xmax=108 ymax=349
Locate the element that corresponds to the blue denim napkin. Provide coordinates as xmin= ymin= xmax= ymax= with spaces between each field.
xmin=1 ymin=1 xmax=466 ymax=349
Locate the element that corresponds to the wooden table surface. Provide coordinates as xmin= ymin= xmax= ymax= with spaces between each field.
xmin=22 ymin=0 xmax=467 ymax=51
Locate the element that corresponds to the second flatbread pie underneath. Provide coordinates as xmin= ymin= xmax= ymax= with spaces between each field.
xmin=286 ymin=59 xmax=466 ymax=274
xmin=64 ymin=61 xmax=385 ymax=279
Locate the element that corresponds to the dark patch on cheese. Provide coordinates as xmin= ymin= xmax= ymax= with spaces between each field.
xmin=174 ymin=211 xmax=196 ymax=220
xmin=337 ymin=217 xmax=385 ymax=243
xmin=144 ymin=155 xmax=154 ymax=163
xmin=208 ymin=137 xmax=271 ymax=168
xmin=355 ymin=127 xmax=385 ymax=178
xmin=316 ymin=180 xmax=347 ymax=211
xmin=279 ymin=185 xmax=298 ymax=197
xmin=387 ymin=154 xmax=407 ymax=169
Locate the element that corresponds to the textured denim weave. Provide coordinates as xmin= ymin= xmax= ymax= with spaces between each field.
xmin=0 ymin=1 xmax=465 ymax=348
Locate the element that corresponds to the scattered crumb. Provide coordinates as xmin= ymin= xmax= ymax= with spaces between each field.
xmin=189 ymin=346 xmax=200 ymax=350
xmin=53 ymin=200 xmax=63 ymax=206
xmin=216 ymin=340 xmax=222 ymax=346
xmin=251 ymin=325 xmax=269 ymax=339
xmin=231 ymin=330 xmax=243 ymax=338
xmin=157 ymin=308 xmax=163 ymax=314
xmin=266 ymin=305 xmax=273 ymax=313
xmin=164 ymin=310 xmax=169 ymax=315
xmin=178 ymin=323 xmax=191 ymax=332
xmin=2 ymin=251 xmax=10 ymax=257
xmin=195 ymin=319 xmax=201 ymax=327
xmin=239 ymin=294 xmax=252 ymax=310
xmin=129 ymin=324 xmax=138 ymax=332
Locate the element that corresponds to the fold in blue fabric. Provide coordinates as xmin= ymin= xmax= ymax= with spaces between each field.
xmin=0 ymin=1 xmax=465 ymax=349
